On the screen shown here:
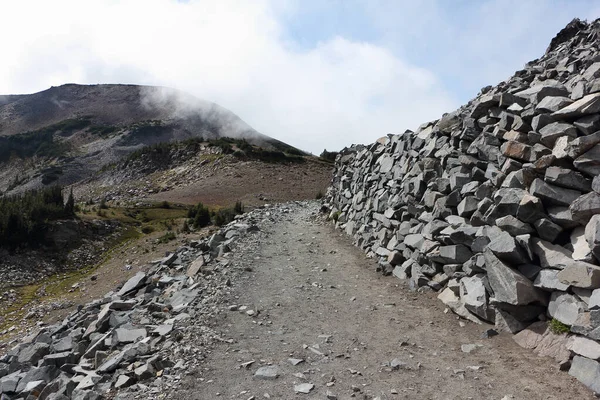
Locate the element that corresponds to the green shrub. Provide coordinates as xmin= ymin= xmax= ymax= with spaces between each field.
xmin=316 ymin=190 xmax=324 ymax=200
xmin=189 ymin=202 xmax=211 ymax=228
xmin=549 ymin=318 xmax=570 ymax=334
xmin=141 ymin=226 xmax=155 ymax=234
xmin=160 ymin=201 xmax=171 ymax=209
xmin=0 ymin=185 xmax=75 ymax=249
xmin=331 ymin=211 xmax=341 ymax=222
xmin=234 ymin=200 xmax=244 ymax=214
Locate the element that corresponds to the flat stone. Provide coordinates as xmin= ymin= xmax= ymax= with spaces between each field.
xmin=112 ymin=328 xmax=147 ymax=346
xmin=536 ymin=96 xmax=573 ymax=112
xmin=117 ymin=272 xmax=146 ymax=296
xmin=557 ymin=262 xmax=600 ymax=289
xmin=568 ymin=336 xmax=600 ymax=360
xmin=254 ymin=365 xmax=279 ymax=380
xmin=553 ymin=92 xmax=600 ymax=119
xmin=294 ymin=383 xmax=315 ymax=393
xmin=186 ymin=256 xmax=205 ymax=277
xmin=534 ymin=269 xmax=570 ymax=291
xmin=496 ymin=215 xmax=533 ymax=236
xmin=513 ymin=321 xmax=547 ymax=349
xmin=572 ymin=226 xmax=594 ymax=262
xmin=531 ymin=238 xmax=578 ymax=269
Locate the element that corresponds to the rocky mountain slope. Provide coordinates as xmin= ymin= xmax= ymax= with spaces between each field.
xmin=0 ymin=84 xmax=306 ymax=195
xmin=324 ymin=18 xmax=600 ymax=393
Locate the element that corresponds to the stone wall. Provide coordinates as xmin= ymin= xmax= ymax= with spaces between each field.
xmin=323 ymin=18 xmax=600 ymax=393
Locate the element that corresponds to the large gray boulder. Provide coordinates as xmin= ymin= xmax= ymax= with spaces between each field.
xmin=569 ymin=355 xmax=600 ymax=393
xmin=548 ymin=292 xmax=586 ymax=325
xmin=484 ymin=249 xmax=546 ymax=306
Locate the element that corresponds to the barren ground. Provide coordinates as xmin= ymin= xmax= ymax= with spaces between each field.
xmin=171 ymin=202 xmax=592 ymax=400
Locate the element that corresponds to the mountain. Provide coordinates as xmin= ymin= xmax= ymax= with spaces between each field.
xmin=0 ymin=84 xmax=308 ymax=195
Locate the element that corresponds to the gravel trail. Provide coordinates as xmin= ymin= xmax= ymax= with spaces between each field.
xmin=172 ymin=202 xmax=591 ymax=400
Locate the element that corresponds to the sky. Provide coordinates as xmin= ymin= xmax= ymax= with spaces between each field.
xmin=1 ymin=0 xmax=600 ymax=154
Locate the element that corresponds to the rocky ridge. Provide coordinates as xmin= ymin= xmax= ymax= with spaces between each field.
xmin=323 ymin=18 xmax=600 ymax=393
xmin=0 ymin=202 xmax=295 ymax=399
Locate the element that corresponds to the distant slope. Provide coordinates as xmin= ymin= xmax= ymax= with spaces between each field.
xmin=0 ymin=84 xmax=306 ymax=195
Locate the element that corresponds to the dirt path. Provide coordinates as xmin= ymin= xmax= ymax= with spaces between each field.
xmin=172 ymin=202 xmax=592 ymax=400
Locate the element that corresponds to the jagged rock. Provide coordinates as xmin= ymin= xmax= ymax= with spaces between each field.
xmin=572 ymin=227 xmax=594 ymax=262
xmin=516 ymin=194 xmax=546 ymax=223
xmin=437 ymin=287 xmax=482 ymax=324
xmin=530 ymin=178 xmax=581 ymax=207
xmin=460 ymin=275 xmax=494 ymax=322
xmin=117 ymin=272 xmax=146 ymax=296
xmin=533 ymin=218 xmax=563 ymax=242
xmin=533 ymin=269 xmax=570 ymax=291
xmin=575 ymin=144 xmax=600 ymax=176
xmin=544 ymin=167 xmax=591 ymax=192
xmin=483 ymin=249 xmax=545 ymax=306
xmin=570 ymin=192 xmax=600 ymax=225
xmin=488 ymin=231 xmax=528 ymax=264
xmin=539 ymin=122 xmax=577 ymax=148
xmin=496 ymin=215 xmax=533 ymax=236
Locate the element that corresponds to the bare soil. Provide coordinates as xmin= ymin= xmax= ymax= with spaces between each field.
xmin=173 ymin=202 xmax=592 ymax=400
xmin=147 ymin=158 xmax=332 ymax=207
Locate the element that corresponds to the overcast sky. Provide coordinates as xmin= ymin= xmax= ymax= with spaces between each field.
xmin=2 ymin=0 xmax=600 ymax=153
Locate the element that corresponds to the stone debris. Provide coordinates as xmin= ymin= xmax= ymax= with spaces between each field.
xmin=293 ymin=382 xmax=314 ymax=394
xmin=0 ymin=203 xmax=277 ymax=399
xmin=322 ymin=19 xmax=600 ymax=394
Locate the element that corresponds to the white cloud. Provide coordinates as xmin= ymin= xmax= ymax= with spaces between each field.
xmin=0 ymin=0 xmax=456 ymax=153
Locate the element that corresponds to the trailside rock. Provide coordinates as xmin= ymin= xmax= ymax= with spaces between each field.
xmin=548 ymin=292 xmax=586 ymax=325
xmin=460 ymin=275 xmax=494 ymax=322
xmin=569 ymin=355 xmax=600 ymax=393
xmin=484 ymin=249 xmax=546 ymax=306
xmin=117 ymin=272 xmax=147 ymax=296
xmin=254 ymin=366 xmax=280 ymax=380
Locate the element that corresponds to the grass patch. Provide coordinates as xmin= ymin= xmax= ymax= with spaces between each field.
xmin=549 ymin=318 xmax=570 ymax=334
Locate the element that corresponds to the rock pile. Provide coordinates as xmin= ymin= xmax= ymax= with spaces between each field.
xmin=323 ymin=18 xmax=600 ymax=393
xmin=0 ymin=203 xmax=285 ymax=399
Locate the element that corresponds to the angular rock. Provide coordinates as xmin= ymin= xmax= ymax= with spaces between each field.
xmin=539 ymin=122 xmax=577 ymax=148
xmin=117 ymin=272 xmax=147 ymax=296
xmin=569 ymin=355 xmax=600 ymax=393
xmin=483 ymin=249 xmax=545 ymax=306
xmin=553 ymin=92 xmax=600 ymax=119
xmin=544 ymin=166 xmax=591 ymax=192
xmin=254 ymin=365 xmax=279 ymax=380
xmin=548 ymin=292 xmax=586 ymax=325
xmin=533 ymin=269 xmax=570 ymax=291
xmin=460 ymin=275 xmax=494 ymax=322
xmin=530 ymin=178 xmax=581 ymax=207
xmin=574 ymin=144 xmax=600 ymax=176
xmin=570 ymin=192 xmax=600 ymax=225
